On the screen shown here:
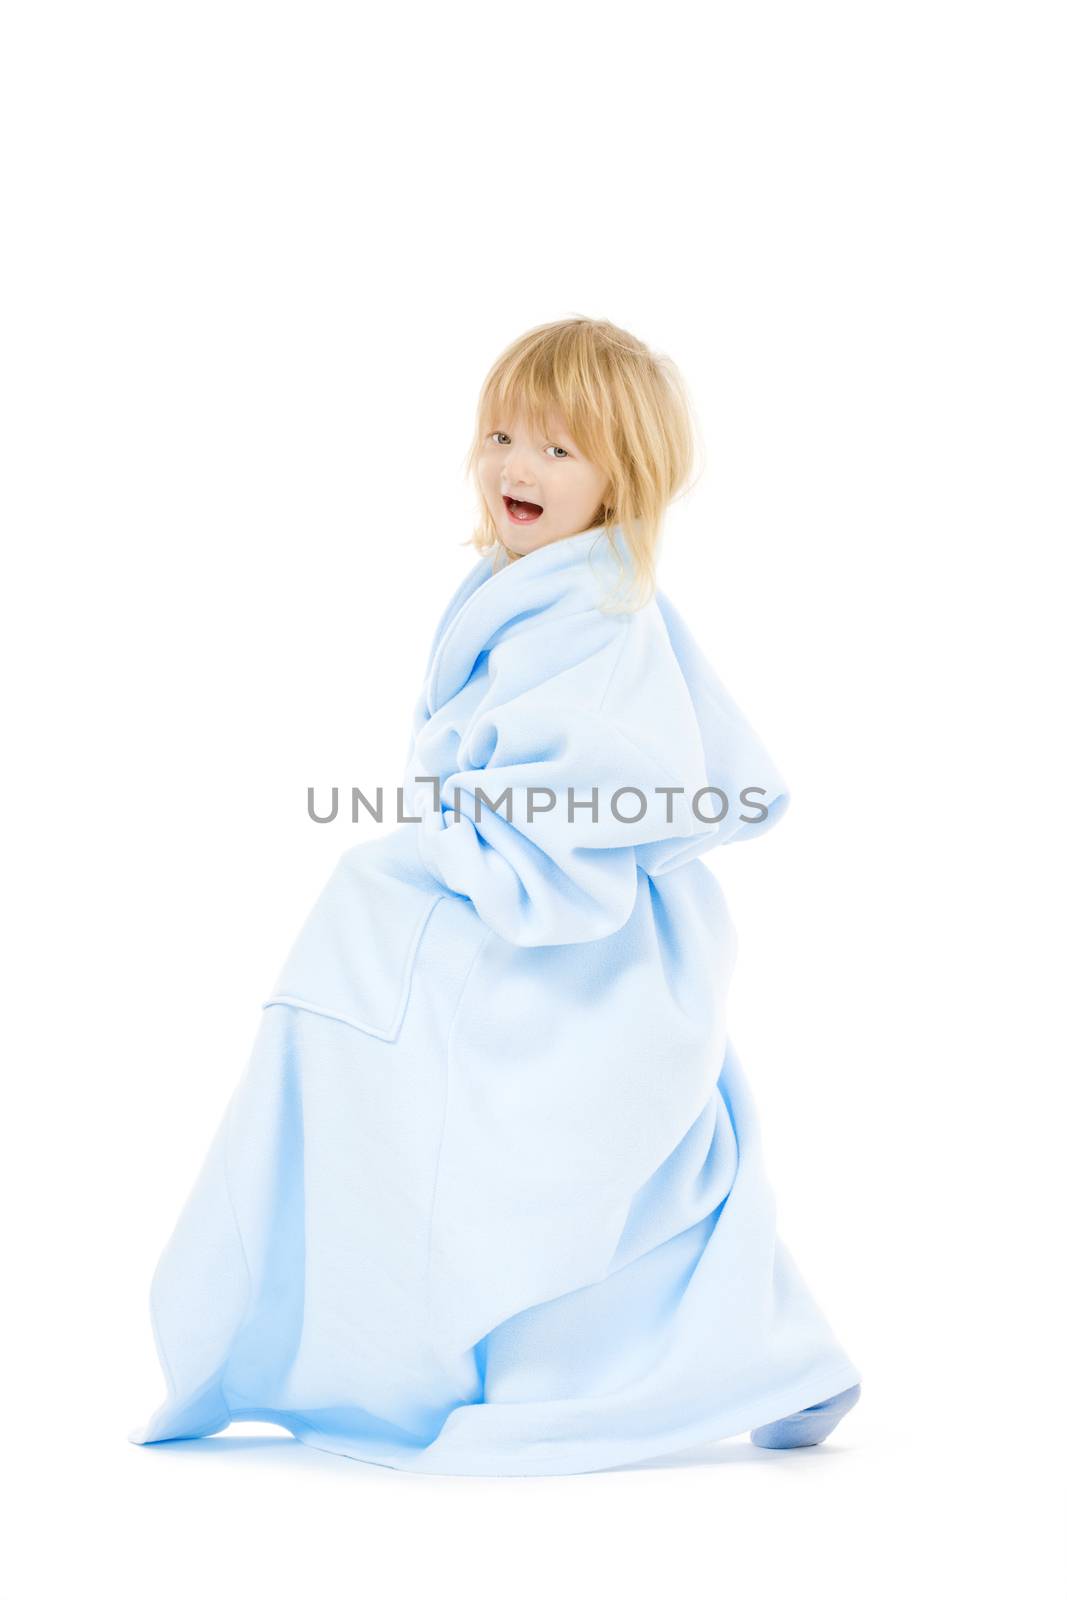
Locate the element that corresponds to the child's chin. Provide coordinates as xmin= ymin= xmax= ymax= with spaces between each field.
xmin=501 ymin=523 xmax=553 ymax=554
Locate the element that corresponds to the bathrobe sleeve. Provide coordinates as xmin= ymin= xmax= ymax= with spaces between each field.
xmin=407 ymin=606 xmax=726 ymax=947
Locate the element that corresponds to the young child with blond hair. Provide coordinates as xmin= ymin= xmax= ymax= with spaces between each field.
xmin=131 ymin=316 xmax=860 ymax=1475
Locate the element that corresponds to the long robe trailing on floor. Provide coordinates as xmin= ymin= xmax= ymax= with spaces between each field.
xmin=129 ymin=524 xmax=861 ymax=1476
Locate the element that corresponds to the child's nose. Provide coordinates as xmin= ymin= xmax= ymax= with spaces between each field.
xmin=505 ymin=451 xmax=538 ymax=487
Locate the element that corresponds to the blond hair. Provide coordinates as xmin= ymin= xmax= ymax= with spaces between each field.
xmin=462 ymin=316 xmax=700 ymax=612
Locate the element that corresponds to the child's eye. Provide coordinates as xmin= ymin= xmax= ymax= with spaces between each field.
xmin=487 ymin=431 xmax=569 ymax=459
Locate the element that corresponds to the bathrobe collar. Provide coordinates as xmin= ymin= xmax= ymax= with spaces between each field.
xmin=425 ymin=527 xmax=633 ymax=716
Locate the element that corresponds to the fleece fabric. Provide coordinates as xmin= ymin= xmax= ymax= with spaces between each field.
xmin=129 ymin=525 xmax=860 ymax=1475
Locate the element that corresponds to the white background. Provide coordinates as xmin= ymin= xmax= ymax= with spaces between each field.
xmin=3 ymin=2 xmax=1064 ymax=1595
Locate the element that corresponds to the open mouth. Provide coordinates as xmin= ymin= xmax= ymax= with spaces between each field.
xmin=503 ymin=495 xmax=543 ymax=524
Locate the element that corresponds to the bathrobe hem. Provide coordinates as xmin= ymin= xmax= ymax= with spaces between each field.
xmin=131 ymin=1359 xmax=862 ymax=1477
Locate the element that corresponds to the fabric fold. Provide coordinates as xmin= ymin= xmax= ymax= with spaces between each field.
xmin=403 ymin=527 xmax=790 ymax=944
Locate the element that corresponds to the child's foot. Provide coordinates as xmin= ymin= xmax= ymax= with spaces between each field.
xmin=750 ymin=1383 xmax=861 ymax=1449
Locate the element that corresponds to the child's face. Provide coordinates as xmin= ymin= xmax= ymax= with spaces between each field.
xmin=478 ymin=409 xmax=611 ymax=558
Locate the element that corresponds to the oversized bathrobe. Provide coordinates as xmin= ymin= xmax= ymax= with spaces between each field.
xmin=129 ymin=525 xmax=861 ymax=1476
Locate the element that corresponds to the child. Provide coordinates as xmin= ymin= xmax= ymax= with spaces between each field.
xmin=129 ymin=316 xmax=861 ymax=1475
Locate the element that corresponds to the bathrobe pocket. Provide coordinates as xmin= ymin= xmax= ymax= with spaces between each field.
xmin=263 ymin=833 xmax=444 ymax=1041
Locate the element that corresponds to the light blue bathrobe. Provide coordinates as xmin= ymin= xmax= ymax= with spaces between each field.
xmin=130 ymin=525 xmax=861 ymax=1475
